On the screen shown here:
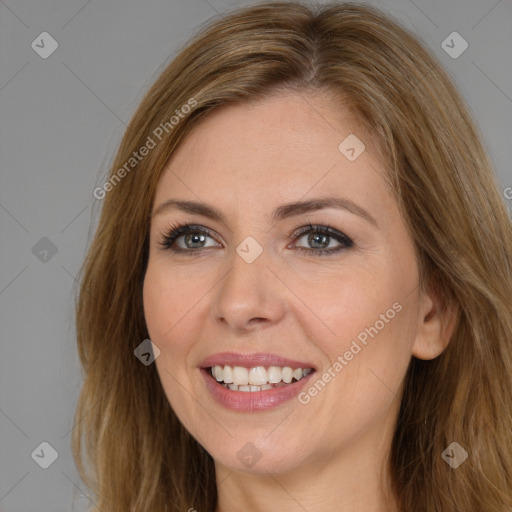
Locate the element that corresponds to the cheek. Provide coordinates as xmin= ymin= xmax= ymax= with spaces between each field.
xmin=293 ymin=274 xmax=415 ymax=443
xmin=288 ymin=267 xmax=397 ymax=342
xmin=288 ymin=265 xmax=415 ymax=384
xmin=143 ymin=263 xmax=201 ymax=341
xmin=143 ymin=266 xmax=205 ymax=434
xmin=143 ymin=271 xmax=167 ymax=342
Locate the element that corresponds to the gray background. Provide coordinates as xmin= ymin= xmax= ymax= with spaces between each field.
xmin=0 ymin=0 xmax=511 ymax=510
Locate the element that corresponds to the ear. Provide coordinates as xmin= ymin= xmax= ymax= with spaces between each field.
xmin=412 ymin=279 xmax=458 ymax=360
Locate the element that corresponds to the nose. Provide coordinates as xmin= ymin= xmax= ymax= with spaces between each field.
xmin=210 ymin=245 xmax=287 ymax=333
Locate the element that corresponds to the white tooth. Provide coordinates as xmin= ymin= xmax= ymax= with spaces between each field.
xmin=292 ymin=368 xmax=303 ymax=381
xmin=223 ymin=365 xmax=233 ymax=384
xmin=303 ymin=368 xmax=312 ymax=376
xmin=248 ymin=366 xmax=268 ymax=385
xmin=232 ymin=366 xmax=249 ymax=386
xmin=282 ymin=367 xmax=293 ymax=383
xmin=213 ymin=365 xmax=224 ymax=381
xmin=267 ymin=366 xmax=283 ymax=383
xmin=250 ymin=385 xmax=260 ymax=391
xmin=238 ymin=385 xmax=250 ymax=392
xmin=228 ymin=383 xmax=238 ymax=391
xmin=261 ymin=384 xmax=272 ymax=390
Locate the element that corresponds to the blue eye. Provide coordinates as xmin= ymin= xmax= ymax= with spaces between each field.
xmin=292 ymin=223 xmax=353 ymax=256
xmin=158 ymin=221 xmax=353 ymax=257
xmin=159 ymin=223 xmax=218 ymax=254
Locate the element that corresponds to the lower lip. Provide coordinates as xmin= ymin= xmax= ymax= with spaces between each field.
xmin=200 ymin=368 xmax=315 ymax=412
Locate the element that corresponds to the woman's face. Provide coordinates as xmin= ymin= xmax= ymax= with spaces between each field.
xmin=143 ymin=92 xmax=438 ymax=477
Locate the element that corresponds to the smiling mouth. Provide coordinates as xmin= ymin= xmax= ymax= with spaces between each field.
xmin=208 ymin=365 xmax=314 ymax=392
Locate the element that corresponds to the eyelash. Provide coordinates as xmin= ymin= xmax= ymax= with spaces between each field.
xmin=158 ymin=221 xmax=354 ymax=257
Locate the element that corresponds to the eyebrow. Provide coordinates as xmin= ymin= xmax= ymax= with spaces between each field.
xmin=152 ymin=196 xmax=378 ymax=228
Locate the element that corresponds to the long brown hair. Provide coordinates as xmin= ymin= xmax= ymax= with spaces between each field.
xmin=73 ymin=2 xmax=512 ymax=510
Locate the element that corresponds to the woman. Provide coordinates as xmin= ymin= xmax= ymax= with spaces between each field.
xmin=73 ymin=2 xmax=512 ymax=511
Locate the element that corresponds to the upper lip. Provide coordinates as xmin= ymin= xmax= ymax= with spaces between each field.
xmin=199 ymin=352 xmax=317 ymax=370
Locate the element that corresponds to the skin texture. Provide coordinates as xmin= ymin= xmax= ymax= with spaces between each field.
xmin=143 ymin=92 xmax=455 ymax=512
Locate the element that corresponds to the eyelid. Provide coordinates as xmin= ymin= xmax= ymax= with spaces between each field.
xmin=290 ymin=222 xmax=351 ymax=241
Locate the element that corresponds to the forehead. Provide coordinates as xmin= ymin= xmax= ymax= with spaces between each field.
xmin=154 ymin=92 xmax=391 ymax=213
